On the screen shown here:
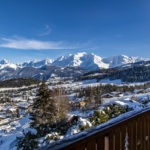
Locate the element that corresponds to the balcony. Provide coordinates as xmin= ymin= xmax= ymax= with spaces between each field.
xmin=41 ymin=108 xmax=150 ymax=150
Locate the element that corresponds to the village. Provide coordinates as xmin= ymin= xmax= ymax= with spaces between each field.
xmin=0 ymin=86 xmax=37 ymax=131
xmin=0 ymin=79 xmax=150 ymax=149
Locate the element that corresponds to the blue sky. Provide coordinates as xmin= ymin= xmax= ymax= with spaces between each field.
xmin=0 ymin=0 xmax=150 ymax=62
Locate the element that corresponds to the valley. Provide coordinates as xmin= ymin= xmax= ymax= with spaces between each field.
xmin=0 ymin=77 xmax=149 ymax=149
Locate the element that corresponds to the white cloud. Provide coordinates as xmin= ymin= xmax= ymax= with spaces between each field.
xmin=0 ymin=37 xmax=73 ymax=50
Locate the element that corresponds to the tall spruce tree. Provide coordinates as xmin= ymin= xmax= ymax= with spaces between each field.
xmin=30 ymin=82 xmax=70 ymax=136
xmin=30 ymin=82 xmax=57 ymax=135
xmin=17 ymin=82 xmax=70 ymax=149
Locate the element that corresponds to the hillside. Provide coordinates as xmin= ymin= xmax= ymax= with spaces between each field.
xmin=79 ymin=60 xmax=150 ymax=83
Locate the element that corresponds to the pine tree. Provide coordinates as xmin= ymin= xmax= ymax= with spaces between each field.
xmin=30 ymin=82 xmax=57 ymax=135
xmin=30 ymin=82 xmax=70 ymax=135
xmin=17 ymin=82 xmax=70 ymax=149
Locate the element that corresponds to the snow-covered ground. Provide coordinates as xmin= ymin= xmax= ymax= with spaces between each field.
xmin=0 ymin=84 xmax=37 ymax=92
xmin=0 ymin=115 xmax=30 ymax=150
xmin=48 ymin=78 xmax=150 ymax=91
xmin=0 ymin=79 xmax=150 ymax=149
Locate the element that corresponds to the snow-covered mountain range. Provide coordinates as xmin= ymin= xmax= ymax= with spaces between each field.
xmin=52 ymin=52 xmax=148 ymax=69
xmin=0 ymin=52 xmax=149 ymax=70
xmin=52 ymin=52 xmax=109 ymax=70
xmin=0 ymin=52 xmax=149 ymax=81
xmin=102 ymin=55 xmax=146 ymax=68
xmin=21 ymin=59 xmax=52 ymax=68
xmin=11 ymin=52 xmax=148 ymax=70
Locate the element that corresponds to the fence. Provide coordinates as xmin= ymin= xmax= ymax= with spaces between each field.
xmin=42 ymin=108 xmax=150 ymax=150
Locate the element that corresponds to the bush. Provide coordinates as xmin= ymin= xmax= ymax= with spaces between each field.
xmin=92 ymin=110 xmax=109 ymax=125
xmin=16 ymin=132 xmax=38 ymax=150
xmin=92 ymin=104 xmax=131 ymax=126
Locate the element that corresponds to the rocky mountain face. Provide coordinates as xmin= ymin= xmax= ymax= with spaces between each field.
xmin=0 ymin=65 xmax=87 ymax=81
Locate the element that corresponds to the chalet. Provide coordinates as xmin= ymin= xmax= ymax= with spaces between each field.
xmin=145 ymin=88 xmax=150 ymax=93
xmin=6 ymin=106 xmax=18 ymax=118
xmin=134 ymin=89 xmax=145 ymax=94
xmin=79 ymin=101 xmax=86 ymax=108
xmin=131 ymin=95 xmax=137 ymax=101
xmin=111 ymin=91 xmax=123 ymax=97
xmin=0 ymin=114 xmax=6 ymax=121
xmin=17 ymin=102 xmax=31 ymax=114
xmin=101 ymin=93 xmax=114 ymax=98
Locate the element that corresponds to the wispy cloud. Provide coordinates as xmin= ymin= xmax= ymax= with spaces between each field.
xmin=0 ymin=37 xmax=74 ymax=50
xmin=39 ymin=25 xmax=52 ymax=36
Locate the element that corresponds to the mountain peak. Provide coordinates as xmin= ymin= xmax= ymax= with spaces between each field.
xmin=52 ymin=52 xmax=149 ymax=70
xmin=52 ymin=52 xmax=107 ymax=70
xmin=75 ymin=52 xmax=87 ymax=56
xmin=21 ymin=58 xmax=52 ymax=68
xmin=102 ymin=54 xmax=147 ymax=68
xmin=0 ymin=59 xmax=17 ymax=70
xmin=0 ymin=59 xmax=9 ymax=65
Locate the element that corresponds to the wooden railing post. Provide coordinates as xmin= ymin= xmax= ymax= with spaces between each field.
xmin=104 ymin=136 xmax=109 ymax=150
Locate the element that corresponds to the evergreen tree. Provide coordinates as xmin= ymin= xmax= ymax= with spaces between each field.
xmin=30 ymin=82 xmax=70 ymax=135
xmin=17 ymin=82 xmax=70 ymax=149
xmin=30 ymin=82 xmax=57 ymax=135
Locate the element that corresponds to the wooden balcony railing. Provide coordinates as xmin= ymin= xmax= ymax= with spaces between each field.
xmin=42 ymin=108 xmax=150 ymax=150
